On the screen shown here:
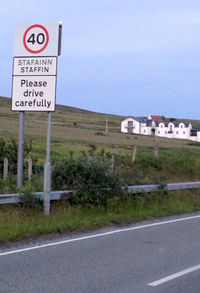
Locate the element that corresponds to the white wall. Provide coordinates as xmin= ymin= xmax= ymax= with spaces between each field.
xmin=174 ymin=123 xmax=191 ymax=140
xmin=156 ymin=122 xmax=167 ymax=137
xmin=190 ymin=131 xmax=200 ymax=142
xmin=141 ymin=126 xmax=152 ymax=135
xmin=189 ymin=136 xmax=197 ymax=141
xmin=121 ymin=118 xmax=140 ymax=134
xmin=156 ymin=122 xmax=192 ymax=140
xmin=121 ymin=117 xmax=194 ymax=141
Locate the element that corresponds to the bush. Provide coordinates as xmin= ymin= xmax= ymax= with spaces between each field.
xmin=134 ymin=155 xmax=163 ymax=171
xmin=0 ymin=177 xmax=17 ymax=194
xmin=52 ymin=154 xmax=122 ymax=207
xmin=115 ymin=153 xmax=166 ymax=186
xmin=95 ymin=132 xmax=105 ymax=136
xmin=52 ymin=156 xmax=77 ymax=190
xmin=73 ymin=156 xmax=122 ymax=207
xmin=19 ymin=185 xmax=41 ymax=209
xmin=0 ymin=138 xmax=32 ymax=177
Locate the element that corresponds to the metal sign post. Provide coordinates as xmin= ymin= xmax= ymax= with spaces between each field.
xmin=12 ymin=22 xmax=62 ymax=214
xmin=43 ymin=112 xmax=52 ymax=215
xmin=17 ymin=111 xmax=25 ymax=187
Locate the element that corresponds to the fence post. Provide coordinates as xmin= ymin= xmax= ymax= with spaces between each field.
xmin=3 ymin=158 xmax=8 ymax=180
xmin=154 ymin=146 xmax=159 ymax=157
xmin=154 ymin=133 xmax=159 ymax=157
xmin=28 ymin=158 xmax=33 ymax=183
xmin=132 ymin=145 xmax=137 ymax=162
xmin=106 ymin=118 xmax=108 ymax=135
xmin=111 ymin=149 xmax=115 ymax=170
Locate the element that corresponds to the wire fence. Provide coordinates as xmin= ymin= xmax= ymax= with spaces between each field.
xmin=0 ymin=158 xmax=77 ymax=192
xmin=0 ymin=158 xmax=43 ymax=181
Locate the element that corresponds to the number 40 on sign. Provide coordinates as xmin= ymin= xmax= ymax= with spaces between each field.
xmin=14 ymin=22 xmax=61 ymax=57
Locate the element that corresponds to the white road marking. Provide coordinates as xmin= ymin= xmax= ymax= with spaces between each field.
xmin=148 ymin=264 xmax=200 ymax=287
xmin=0 ymin=214 xmax=200 ymax=257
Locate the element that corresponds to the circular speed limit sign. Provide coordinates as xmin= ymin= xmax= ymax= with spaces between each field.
xmin=23 ymin=24 xmax=49 ymax=54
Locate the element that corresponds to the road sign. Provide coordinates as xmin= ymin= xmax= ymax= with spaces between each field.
xmin=12 ymin=23 xmax=61 ymax=112
xmin=12 ymin=75 xmax=56 ymax=111
xmin=23 ymin=24 xmax=49 ymax=54
xmin=12 ymin=56 xmax=57 ymax=111
xmin=13 ymin=56 xmax=57 ymax=76
xmin=13 ymin=22 xmax=62 ymax=215
xmin=14 ymin=23 xmax=60 ymax=57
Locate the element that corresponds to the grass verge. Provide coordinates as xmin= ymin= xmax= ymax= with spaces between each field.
xmin=0 ymin=189 xmax=200 ymax=243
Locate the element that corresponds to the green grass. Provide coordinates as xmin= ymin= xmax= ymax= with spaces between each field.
xmin=1 ymin=97 xmax=200 ymax=242
xmin=0 ymin=190 xmax=200 ymax=243
xmin=1 ymin=95 xmax=200 ymax=164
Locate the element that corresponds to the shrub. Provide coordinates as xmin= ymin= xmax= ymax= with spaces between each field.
xmin=115 ymin=153 xmax=166 ymax=186
xmin=52 ymin=156 xmax=77 ymax=190
xmin=134 ymin=155 xmax=163 ymax=171
xmin=73 ymin=156 xmax=122 ymax=207
xmin=52 ymin=153 xmax=122 ymax=207
xmin=0 ymin=138 xmax=32 ymax=177
xmin=19 ymin=185 xmax=41 ymax=210
xmin=0 ymin=177 xmax=17 ymax=194
xmin=95 ymin=132 xmax=105 ymax=136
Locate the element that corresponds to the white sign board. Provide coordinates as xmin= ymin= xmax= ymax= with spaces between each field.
xmin=12 ymin=21 xmax=61 ymax=112
xmin=12 ymin=75 xmax=56 ymax=111
xmin=12 ymin=56 xmax=57 ymax=111
xmin=13 ymin=56 xmax=57 ymax=76
xmin=14 ymin=23 xmax=60 ymax=57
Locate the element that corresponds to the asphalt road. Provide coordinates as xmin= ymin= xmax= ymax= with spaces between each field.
xmin=1 ymin=213 xmax=200 ymax=293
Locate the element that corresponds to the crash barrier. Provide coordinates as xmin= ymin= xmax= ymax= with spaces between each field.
xmin=1 ymin=181 xmax=200 ymax=205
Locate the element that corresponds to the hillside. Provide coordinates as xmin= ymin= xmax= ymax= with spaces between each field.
xmin=0 ymin=96 xmax=199 ymax=161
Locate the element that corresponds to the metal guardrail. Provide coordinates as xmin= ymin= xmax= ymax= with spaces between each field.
xmin=1 ymin=182 xmax=200 ymax=205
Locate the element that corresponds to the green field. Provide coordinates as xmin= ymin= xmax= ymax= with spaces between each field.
xmin=1 ymin=95 xmax=200 ymax=187
xmin=1 ymin=96 xmax=199 ymax=162
xmin=1 ymin=96 xmax=200 ymax=242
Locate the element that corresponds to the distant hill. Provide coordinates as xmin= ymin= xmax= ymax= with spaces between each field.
xmin=0 ymin=96 xmax=124 ymax=135
xmin=0 ymin=96 xmax=198 ymax=161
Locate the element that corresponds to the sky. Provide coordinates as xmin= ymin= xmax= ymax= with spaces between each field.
xmin=1 ymin=0 xmax=200 ymax=119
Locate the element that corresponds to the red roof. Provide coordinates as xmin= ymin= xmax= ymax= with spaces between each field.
xmin=149 ymin=115 xmax=162 ymax=120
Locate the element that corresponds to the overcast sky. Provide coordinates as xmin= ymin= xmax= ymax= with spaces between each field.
xmin=1 ymin=0 xmax=200 ymax=119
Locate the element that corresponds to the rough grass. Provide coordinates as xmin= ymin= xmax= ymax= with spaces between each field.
xmin=1 ymin=98 xmax=200 ymax=242
xmin=0 ymin=190 xmax=200 ymax=243
xmin=1 ymin=96 xmax=200 ymax=164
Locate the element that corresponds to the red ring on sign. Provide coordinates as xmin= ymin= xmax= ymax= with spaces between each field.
xmin=23 ymin=24 xmax=49 ymax=54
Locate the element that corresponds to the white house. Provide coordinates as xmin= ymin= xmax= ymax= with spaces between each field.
xmin=120 ymin=117 xmax=141 ymax=134
xmin=121 ymin=115 xmax=200 ymax=142
xmin=141 ymin=120 xmax=156 ymax=136
xmin=155 ymin=122 xmax=192 ymax=140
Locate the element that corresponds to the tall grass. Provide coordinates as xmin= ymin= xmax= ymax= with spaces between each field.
xmin=0 ymin=189 xmax=200 ymax=243
xmin=1 ymin=145 xmax=200 ymax=193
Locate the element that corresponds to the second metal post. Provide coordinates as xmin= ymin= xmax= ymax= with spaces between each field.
xmin=43 ymin=112 xmax=52 ymax=215
xmin=17 ymin=111 xmax=25 ymax=187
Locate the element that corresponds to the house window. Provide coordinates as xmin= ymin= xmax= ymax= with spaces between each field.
xmin=161 ymin=125 xmax=163 ymax=128
xmin=144 ymin=130 xmax=146 ymax=133
xmin=158 ymin=131 xmax=160 ymax=134
xmin=165 ymin=131 xmax=167 ymax=134
xmin=176 ymin=131 xmax=178 ymax=134
xmin=181 ymin=125 xmax=183 ymax=128
xmin=183 ymin=131 xmax=185 ymax=134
